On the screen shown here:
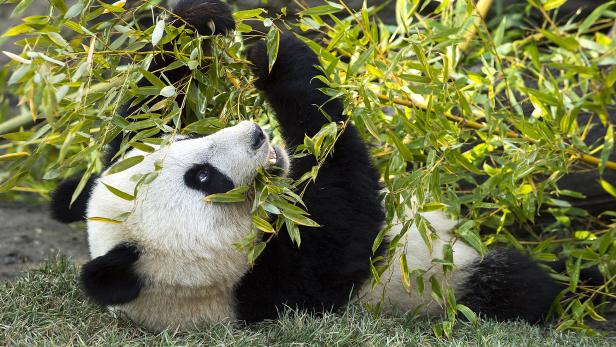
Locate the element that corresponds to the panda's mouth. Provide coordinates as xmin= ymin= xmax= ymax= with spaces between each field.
xmin=265 ymin=145 xmax=288 ymax=175
xmin=268 ymin=147 xmax=278 ymax=165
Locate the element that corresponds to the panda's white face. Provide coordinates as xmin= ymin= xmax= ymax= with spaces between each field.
xmin=86 ymin=121 xmax=289 ymax=289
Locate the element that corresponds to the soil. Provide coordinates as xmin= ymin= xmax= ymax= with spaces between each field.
xmin=0 ymin=202 xmax=88 ymax=281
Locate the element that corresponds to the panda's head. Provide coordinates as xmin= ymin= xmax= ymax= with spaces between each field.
xmin=86 ymin=121 xmax=289 ymax=288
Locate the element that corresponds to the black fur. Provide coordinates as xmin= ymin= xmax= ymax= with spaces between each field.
xmin=49 ymin=175 xmax=98 ymax=223
xmin=458 ymin=248 xmax=563 ymax=323
xmin=50 ymin=0 xmax=235 ymax=223
xmin=80 ymin=243 xmax=142 ymax=306
xmin=172 ymin=0 xmax=235 ymax=36
xmin=235 ymin=34 xmax=386 ymax=323
xmin=184 ymin=163 xmax=235 ymax=195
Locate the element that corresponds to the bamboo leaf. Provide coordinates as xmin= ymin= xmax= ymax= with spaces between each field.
xmin=87 ymin=216 xmax=124 ymax=224
xmin=152 ymin=19 xmax=165 ymax=46
xmin=102 ymin=182 xmax=135 ymax=201
xmin=251 ymin=215 xmax=275 ymax=233
xmin=107 ymin=156 xmax=145 ymax=175
xmin=266 ymin=27 xmax=280 ymax=72
xmin=203 ymin=186 xmax=248 ymax=203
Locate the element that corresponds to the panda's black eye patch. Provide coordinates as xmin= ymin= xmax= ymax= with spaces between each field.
xmin=184 ymin=163 xmax=234 ymax=195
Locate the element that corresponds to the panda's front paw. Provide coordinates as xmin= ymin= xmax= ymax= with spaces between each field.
xmin=172 ymin=0 xmax=235 ymax=36
xmin=247 ymin=33 xmax=320 ymax=90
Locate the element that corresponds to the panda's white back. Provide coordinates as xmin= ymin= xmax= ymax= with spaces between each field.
xmin=355 ymin=211 xmax=479 ymax=315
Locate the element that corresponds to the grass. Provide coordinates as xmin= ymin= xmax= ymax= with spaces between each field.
xmin=0 ymin=257 xmax=614 ymax=346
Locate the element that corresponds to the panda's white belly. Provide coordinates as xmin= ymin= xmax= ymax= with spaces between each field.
xmin=116 ymin=283 xmax=237 ymax=331
xmin=355 ymin=211 xmax=479 ymax=316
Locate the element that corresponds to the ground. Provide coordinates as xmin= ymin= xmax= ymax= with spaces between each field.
xmin=1 ymin=202 xmax=616 ymax=345
xmin=0 ymin=202 xmax=88 ymax=280
xmin=1 ymin=257 xmax=615 ymax=346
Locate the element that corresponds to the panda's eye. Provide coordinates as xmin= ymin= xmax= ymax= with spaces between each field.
xmin=184 ymin=163 xmax=234 ymax=195
xmin=197 ymin=169 xmax=209 ymax=183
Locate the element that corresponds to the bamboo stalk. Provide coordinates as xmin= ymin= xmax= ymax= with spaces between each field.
xmin=459 ymin=0 xmax=494 ymax=52
xmin=374 ymin=92 xmax=616 ymax=172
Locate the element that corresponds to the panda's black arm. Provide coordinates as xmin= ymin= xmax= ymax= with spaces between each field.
xmin=247 ymin=34 xmax=343 ymax=150
xmin=80 ymin=243 xmax=142 ymax=306
xmin=238 ymin=35 xmax=385 ymax=322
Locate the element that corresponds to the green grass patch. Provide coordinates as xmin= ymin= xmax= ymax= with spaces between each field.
xmin=0 ymin=257 xmax=614 ymax=346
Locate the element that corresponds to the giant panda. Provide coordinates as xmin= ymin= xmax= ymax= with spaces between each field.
xmin=49 ymin=0 xmax=602 ymax=332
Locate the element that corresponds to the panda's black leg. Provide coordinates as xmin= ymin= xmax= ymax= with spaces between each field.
xmin=114 ymin=0 xmax=237 ymax=144
xmin=458 ymin=248 xmax=563 ymax=323
xmin=50 ymin=0 xmax=236 ymax=223
xmin=80 ymin=243 xmax=142 ymax=306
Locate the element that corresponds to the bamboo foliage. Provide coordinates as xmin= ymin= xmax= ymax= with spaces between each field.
xmin=0 ymin=0 xmax=615 ymax=335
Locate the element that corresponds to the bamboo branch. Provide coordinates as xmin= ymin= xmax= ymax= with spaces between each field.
xmin=374 ymin=92 xmax=616 ymax=172
xmin=459 ymin=0 xmax=494 ymax=52
xmin=0 ymin=79 xmax=123 ymax=135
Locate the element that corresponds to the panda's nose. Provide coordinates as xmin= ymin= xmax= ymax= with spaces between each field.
xmin=251 ymin=125 xmax=266 ymax=150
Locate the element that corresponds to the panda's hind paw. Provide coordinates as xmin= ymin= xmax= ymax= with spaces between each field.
xmin=172 ymin=0 xmax=235 ymax=36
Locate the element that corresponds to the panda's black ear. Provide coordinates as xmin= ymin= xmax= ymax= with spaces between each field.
xmin=50 ymin=175 xmax=98 ymax=223
xmin=80 ymin=244 xmax=142 ymax=306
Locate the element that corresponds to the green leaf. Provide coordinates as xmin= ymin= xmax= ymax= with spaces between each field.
xmin=299 ymin=5 xmax=343 ymax=16
xmin=2 ymin=24 xmax=33 ymax=37
xmin=49 ymin=0 xmax=67 ymax=14
xmin=251 ymin=215 xmax=275 ymax=233
xmin=451 ymin=151 xmax=482 ymax=174
xmin=246 ymin=241 xmax=267 ymax=265
xmin=70 ymin=171 xmax=93 ymax=206
xmin=579 ymin=2 xmax=613 ymax=32
xmin=387 ymin=131 xmax=414 ymax=162
xmin=599 ymin=179 xmax=616 ymax=198
xmin=456 ymin=304 xmax=478 ymax=325
xmin=399 ymin=254 xmax=411 ymax=292
xmin=64 ymin=2 xmax=84 ymax=18
xmin=203 ymin=186 xmax=249 ymax=203
xmin=348 ymin=46 xmax=374 ymax=75
xmin=539 ymin=29 xmax=579 ymax=52
xmin=285 ymin=219 xmax=302 ymax=246
xmin=160 ymin=86 xmax=176 ymax=98
xmin=107 ymin=156 xmax=145 ymax=175
xmin=543 ymin=0 xmax=566 ymax=11
xmin=87 ymin=216 xmax=123 ymax=224
xmin=0 ymin=172 xmax=26 ymax=193
xmin=456 ymin=220 xmax=485 ymax=255
xmin=11 ymin=0 xmax=34 ymax=17
xmin=233 ymin=8 xmax=264 ymax=21
xmin=266 ymin=27 xmax=280 ymax=73
xmin=281 ymin=210 xmax=320 ymax=227
xmin=139 ymin=68 xmax=166 ymax=89
xmin=102 ymin=182 xmax=135 ymax=201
